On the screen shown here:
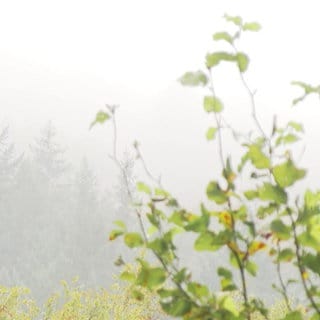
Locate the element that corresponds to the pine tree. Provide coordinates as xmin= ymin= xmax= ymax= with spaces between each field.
xmin=30 ymin=122 xmax=68 ymax=183
xmin=0 ymin=126 xmax=22 ymax=199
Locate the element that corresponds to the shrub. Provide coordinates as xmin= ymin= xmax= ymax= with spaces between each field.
xmin=0 ymin=286 xmax=38 ymax=320
xmin=43 ymin=269 xmax=164 ymax=320
xmin=0 ymin=265 xmax=164 ymax=320
xmin=93 ymin=13 xmax=320 ymax=320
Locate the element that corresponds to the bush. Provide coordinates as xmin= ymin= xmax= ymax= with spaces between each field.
xmin=43 ymin=268 xmax=163 ymax=320
xmin=0 ymin=265 xmax=164 ymax=320
xmin=93 ymin=13 xmax=320 ymax=320
xmin=0 ymin=286 xmax=38 ymax=320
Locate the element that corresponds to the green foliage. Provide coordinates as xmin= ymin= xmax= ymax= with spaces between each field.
xmin=206 ymin=181 xmax=228 ymax=204
xmin=179 ymin=71 xmax=208 ymax=87
xmin=236 ymin=52 xmax=249 ymax=72
xmin=206 ymin=127 xmax=217 ymax=140
xmin=291 ymin=81 xmax=320 ymax=106
xmin=0 ymin=267 xmax=164 ymax=320
xmin=90 ymin=110 xmax=110 ymax=129
xmin=206 ymin=51 xmax=236 ymax=68
xmin=203 ymin=96 xmax=224 ymax=113
xmin=213 ymin=31 xmax=233 ymax=44
xmin=94 ymin=12 xmax=320 ymax=320
xmin=272 ymin=159 xmax=306 ymax=188
xmin=0 ymin=286 xmax=39 ymax=319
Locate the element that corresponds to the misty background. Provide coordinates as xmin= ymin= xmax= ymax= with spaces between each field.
xmin=1 ymin=0 xmax=320 ymax=305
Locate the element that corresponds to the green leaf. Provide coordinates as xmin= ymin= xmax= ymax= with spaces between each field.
xmin=309 ymin=215 xmax=320 ymax=244
xmin=195 ymin=230 xmax=232 ymax=251
xmin=113 ymin=220 xmax=126 ymax=230
xmin=236 ymin=52 xmax=249 ymax=72
xmin=194 ymin=231 xmax=222 ymax=251
xmin=147 ymin=213 xmax=159 ymax=228
xmin=278 ymin=248 xmax=295 ymax=262
xmin=137 ymin=266 xmax=166 ymax=289
xmin=276 ymin=133 xmax=299 ymax=146
xmin=185 ymin=212 xmax=210 ymax=233
xmin=243 ymin=22 xmax=261 ymax=32
xmin=292 ymin=96 xmax=305 ymax=106
xmin=206 ymin=52 xmax=236 ymax=68
xmin=258 ymin=183 xmax=287 ymax=204
xmin=187 ymin=282 xmax=209 ymax=298
xmin=238 ymin=153 xmax=249 ymax=172
xmin=179 ymin=71 xmax=208 ymax=87
xmin=282 ymin=311 xmax=303 ymax=320
xmin=218 ymin=295 xmax=239 ymax=316
xmin=203 ymin=96 xmax=224 ymax=113
xmin=173 ymin=268 xmax=190 ymax=284
xmin=247 ymin=145 xmax=270 ymax=169
xmin=207 ymin=181 xmax=228 ymax=204
xmin=213 ymin=32 xmax=233 ymax=44
xmin=220 ymin=278 xmax=237 ymax=291
xmin=245 ymin=260 xmax=258 ymax=276
xmin=244 ymin=190 xmax=258 ymax=200
xmin=166 ymin=198 xmax=179 ymax=207
xmin=217 ymin=267 xmax=233 ymax=279
xmin=298 ymin=232 xmax=320 ymax=251
xmin=273 ymin=159 xmax=306 ymax=188
xmin=120 ymin=271 xmax=136 ymax=282
xmin=270 ymin=220 xmax=291 ymax=240
xmin=223 ymin=157 xmax=236 ymax=187
xmin=109 ymin=229 xmax=124 ymax=241
xmin=304 ymin=189 xmax=320 ymax=209
xmin=136 ymin=181 xmax=151 ymax=195
xmin=169 ymin=210 xmax=185 ymax=226
xmin=147 ymin=225 xmax=158 ymax=236
xmin=291 ymin=81 xmax=320 ymax=106
xmin=147 ymin=238 xmax=169 ymax=255
xmin=301 ymin=253 xmax=320 ymax=275
xmin=257 ymin=203 xmax=278 ymax=218
xmin=132 ymin=289 xmax=144 ymax=301
xmin=206 ymin=127 xmax=218 ymax=140
xmin=155 ymin=188 xmax=170 ymax=197
xmin=288 ymin=121 xmax=304 ymax=133
xmin=224 ymin=14 xmax=243 ymax=26
xmin=124 ymin=232 xmax=144 ymax=248
xmin=161 ymin=299 xmax=191 ymax=317
xmin=291 ymin=81 xmax=319 ymax=94
xmin=90 ymin=110 xmax=110 ymax=129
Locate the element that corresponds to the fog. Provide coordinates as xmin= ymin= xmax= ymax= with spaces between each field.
xmin=1 ymin=0 xmax=320 ymax=310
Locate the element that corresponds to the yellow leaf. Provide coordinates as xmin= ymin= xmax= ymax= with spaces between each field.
xmin=248 ymin=241 xmax=267 ymax=255
xmin=302 ymin=270 xmax=309 ymax=280
xmin=219 ymin=211 xmax=233 ymax=228
xmin=228 ymin=241 xmax=246 ymax=258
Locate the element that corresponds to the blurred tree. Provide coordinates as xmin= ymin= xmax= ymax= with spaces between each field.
xmin=30 ymin=121 xmax=68 ymax=182
xmin=0 ymin=126 xmax=22 ymax=200
xmin=70 ymin=157 xmax=106 ymax=284
xmin=0 ymin=126 xmax=23 ymax=277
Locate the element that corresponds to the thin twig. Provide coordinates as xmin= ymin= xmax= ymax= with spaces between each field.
xmin=276 ymin=241 xmax=292 ymax=311
xmin=208 ymin=67 xmax=251 ymax=320
xmin=231 ymin=44 xmax=267 ymax=141
xmin=107 ymin=106 xmax=202 ymax=311
xmin=288 ymin=209 xmax=320 ymax=315
xmin=134 ymin=142 xmax=163 ymax=188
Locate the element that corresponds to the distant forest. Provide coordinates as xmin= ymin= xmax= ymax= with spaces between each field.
xmin=0 ymin=122 xmax=301 ymax=306
xmin=0 ymin=122 xmax=136 ymax=302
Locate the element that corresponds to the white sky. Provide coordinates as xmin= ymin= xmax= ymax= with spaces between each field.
xmin=1 ymin=0 xmax=320 ymax=208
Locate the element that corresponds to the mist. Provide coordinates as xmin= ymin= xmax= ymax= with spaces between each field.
xmin=1 ymin=0 xmax=320 ymax=316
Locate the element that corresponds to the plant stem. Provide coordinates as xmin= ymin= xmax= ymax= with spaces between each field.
xmin=208 ymin=68 xmax=251 ymax=320
xmin=288 ymin=209 xmax=320 ymax=315
xmin=276 ymin=241 xmax=292 ymax=312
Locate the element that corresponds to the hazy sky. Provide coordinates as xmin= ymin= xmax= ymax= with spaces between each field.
xmin=1 ymin=0 xmax=320 ymax=208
